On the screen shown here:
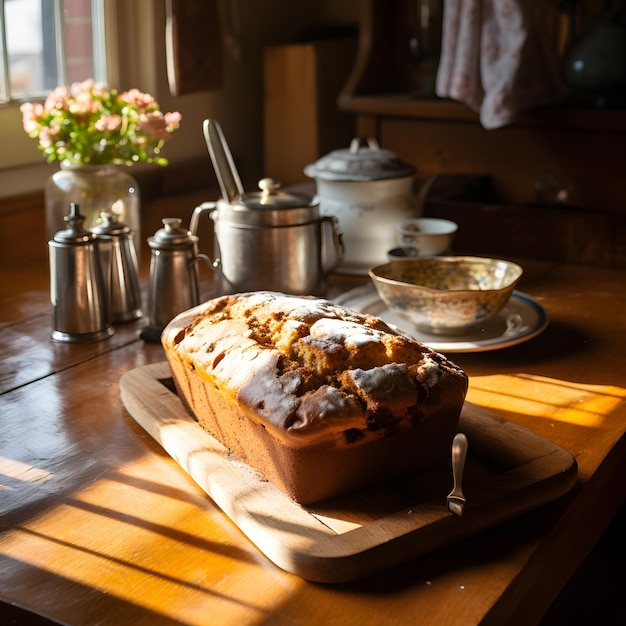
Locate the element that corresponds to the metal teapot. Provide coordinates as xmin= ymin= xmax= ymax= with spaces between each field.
xmin=190 ymin=120 xmax=343 ymax=295
xmin=90 ymin=211 xmax=142 ymax=324
xmin=141 ymin=218 xmax=214 ymax=342
xmin=49 ymin=203 xmax=114 ymax=343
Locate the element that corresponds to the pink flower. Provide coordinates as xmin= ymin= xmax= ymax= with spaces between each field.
xmin=38 ymin=126 xmax=59 ymax=147
xmin=164 ymin=111 xmax=182 ymax=129
xmin=79 ymin=91 xmax=101 ymax=113
xmin=69 ymin=100 xmax=92 ymax=117
xmin=138 ymin=111 xmax=171 ymax=140
xmin=91 ymin=82 xmax=109 ymax=98
xmin=119 ymin=88 xmax=155 ymax=109
xmin=20 ymin=102 xmax=44 ymax=133
xmin=44 ymin=86 xmax=69 ymax=111
xmin=95 ymin=114 xmax=122 ymax=132
xmin=70 ymin=79 xmax=94 ymax=98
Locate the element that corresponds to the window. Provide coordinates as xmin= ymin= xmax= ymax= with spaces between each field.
xmin=1 ymin=1 xmax=162 ymax=197
xmin=0 ymin=0 xmax=118 ymax=193
xmin=1 ymin=0 xmax=105 ymax=104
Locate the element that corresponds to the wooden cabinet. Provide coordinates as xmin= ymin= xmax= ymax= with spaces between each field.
xmin=338 ymin=0 xmax=626 ymax=268
xmin=264 ymin=38 xmax=357 ymax=186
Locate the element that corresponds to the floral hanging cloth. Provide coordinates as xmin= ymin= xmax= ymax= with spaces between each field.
xmin=436 ymin=0 xmax=569 ymax=129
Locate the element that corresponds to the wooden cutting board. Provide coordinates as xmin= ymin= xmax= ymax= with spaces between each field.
xmin=120 ymin=362 xmax=578 ymax=583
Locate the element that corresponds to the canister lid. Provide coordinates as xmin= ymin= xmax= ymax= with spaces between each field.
xmin=53 ymin=203 xmax=97 ymax=244
xmin=148 ymin=218 xmax=198 ymax=249
xmin=241 ymin=178 xmax=317 ymax=211
xmin=304 ymin=138 xmax=415 ymax=182
xmin=90 ymin=212 xmax=131 ymax=238
xmin=218 ymin=178 xmax=319 ymax=227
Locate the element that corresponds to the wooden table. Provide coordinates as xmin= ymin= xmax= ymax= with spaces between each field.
xmin=1 ymin=258 xmax=625 ymax=625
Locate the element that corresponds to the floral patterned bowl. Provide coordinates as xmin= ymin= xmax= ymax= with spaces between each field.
xmin=368 ymin=256 xmax=523 ymax=334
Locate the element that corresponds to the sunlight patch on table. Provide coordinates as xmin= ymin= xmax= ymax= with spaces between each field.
xmin=0 ymin=456 xmax=298 ymax=624
xmin=467 ymin=374 xmax=626 ymax=427
xmin=0 ymin=456 xmax=53 ymax=483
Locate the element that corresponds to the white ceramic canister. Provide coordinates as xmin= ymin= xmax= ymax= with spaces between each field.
xmin=304 ymin=138 xmax=419 ymax=274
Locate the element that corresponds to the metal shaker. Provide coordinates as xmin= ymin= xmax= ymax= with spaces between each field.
xmin=142 ymin=218 xmax=213 ymax=340
xmin=48 ymin=203 xmax=114 ymax=343
xmin=91 ymin=212 xmax=142 ymax=323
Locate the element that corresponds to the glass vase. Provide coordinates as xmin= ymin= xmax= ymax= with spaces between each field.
xmin=45 ymin=162 xmax=141 ymax=258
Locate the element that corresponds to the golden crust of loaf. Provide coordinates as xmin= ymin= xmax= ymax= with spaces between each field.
xmin=162 ymin=291 xmax=468 ymax=448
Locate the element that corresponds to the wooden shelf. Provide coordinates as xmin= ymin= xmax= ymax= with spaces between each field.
xmin=339 ymin=94 xmax=478 ymax=122
xmin=339 ymin=93 xmax=626 ymax=133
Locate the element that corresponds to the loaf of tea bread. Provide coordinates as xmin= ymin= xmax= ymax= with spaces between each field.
xmin=162 ymin=291 xmax=468 ymax=504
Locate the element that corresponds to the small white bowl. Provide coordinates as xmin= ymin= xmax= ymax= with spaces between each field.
xmin=395 ymin=218 xmax=458 ymax=257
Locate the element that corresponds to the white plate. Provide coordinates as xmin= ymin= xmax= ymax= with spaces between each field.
xmin=335 ymin=260 xmax=385 ymax=276
xmin=334 ymin=284 xmax=549 ymax=353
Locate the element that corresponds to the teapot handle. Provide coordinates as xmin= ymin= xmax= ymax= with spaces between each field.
xmin=190 ymin=201 xmax=216 ymax=237
xmin=189 ymin=201 xmax=221 ymax=271
xmin=320 ymin=215 xmax=344 ymax=274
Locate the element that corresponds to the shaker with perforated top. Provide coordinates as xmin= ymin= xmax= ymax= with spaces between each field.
xmin=48 ymin=202 xmax=114 ymax=342
xmin=91 ymin=211 xmax=142 ymax=323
